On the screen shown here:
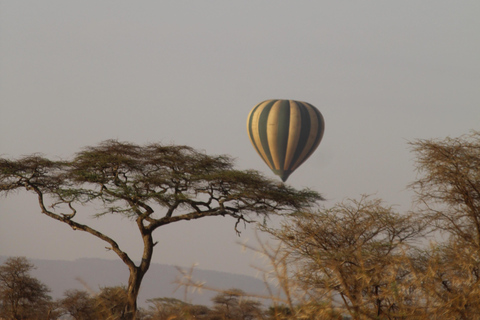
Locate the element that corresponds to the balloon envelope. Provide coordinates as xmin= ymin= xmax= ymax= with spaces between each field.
xmin=247 ymin=99 xmax=325 ymax=182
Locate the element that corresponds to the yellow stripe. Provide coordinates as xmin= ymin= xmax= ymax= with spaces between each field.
xmin=247 ymin=101 xmax=274 ymax=169
xmin=284 ymin=101 xmax=301 ymax=170
xmin=266 ymin=100 xmax=283 ymax=170
xmin=291 ymin=103 xmax=320 ymax=171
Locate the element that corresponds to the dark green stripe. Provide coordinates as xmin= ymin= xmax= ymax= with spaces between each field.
xmin=257 ymin=100 xmax=276 ymax=168
xmin=297 ymin=102 xmax=324 ymax=167
xmin=289 ymin=102 xmax=312 ymax=168
xmin=275 ymin=100 xmax=291 ymax=171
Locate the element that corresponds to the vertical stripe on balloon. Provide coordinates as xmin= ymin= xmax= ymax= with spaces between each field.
xmin=247 ymin=99 xmax=324 ymax=182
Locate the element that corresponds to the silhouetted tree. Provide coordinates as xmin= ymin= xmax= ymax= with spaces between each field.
xmin=145 ymin=297 xmax=210 ymax=319
xmin=0 ymin=140 xmax=321 ymax=319
xmin=0 ymin=257 xmax=53 ymax=320
xmin=211 ymin=288 xmax=264 ymax=320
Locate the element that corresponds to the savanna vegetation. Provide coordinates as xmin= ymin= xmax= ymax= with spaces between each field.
xmin=1 ymin=131 xmax=480 ymax=319
xmin=0 ymin=141 xmax=321 ymax=319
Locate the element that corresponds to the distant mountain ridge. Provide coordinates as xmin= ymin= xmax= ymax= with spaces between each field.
xmin=0 ymin=256 xmax=268 ymax=307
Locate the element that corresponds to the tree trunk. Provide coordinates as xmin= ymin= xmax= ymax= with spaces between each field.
xmin=123 ymin=267 xmax=145 ymax=320
xmin=123 ymin=231 xmax=154 ymax=319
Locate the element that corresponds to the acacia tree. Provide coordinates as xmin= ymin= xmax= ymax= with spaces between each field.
xmin=411 ymin=240 xmax=480 ymax=320
xmin=409 ymin=130 xmax=480 ymax=249
xmin=211 ymin=288 xmax=264 ymax=320
xmin=0 ymin=140 xmax=321 ymax=319
xmin=0 ymin=257 xmax=53 ymax=320
xmin=409 ymin=131 xmax=480 ymax=319
xmin=145 ymin=297 xmax=210 ymax=319
xmin=266 ymin=196 xmax=424 ymax=319
xmin=60 ymin=289 xmax=98 ymax=320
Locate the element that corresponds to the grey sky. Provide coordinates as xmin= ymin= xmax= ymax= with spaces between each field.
xmin=1 ymin=1 xmax=479 ymax=276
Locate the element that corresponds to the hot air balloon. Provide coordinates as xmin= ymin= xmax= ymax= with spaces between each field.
xmin=247 ymin=99 xmax=325 ymax=182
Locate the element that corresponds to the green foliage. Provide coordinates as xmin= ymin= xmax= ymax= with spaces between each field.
xmin=5 ymin=131 xmax=480 ymax=319
xmin=0 ymin=140 xmax=322 ymax=221
xmin=0 ymin=140 xmax=321 ymax=319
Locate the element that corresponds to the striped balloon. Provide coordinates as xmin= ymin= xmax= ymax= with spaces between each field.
xmin=247 ymin=99 xmax=325 ymax=182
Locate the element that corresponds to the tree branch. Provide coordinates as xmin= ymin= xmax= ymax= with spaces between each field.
xmin=28 ymin=183 xmax=136 ymax=271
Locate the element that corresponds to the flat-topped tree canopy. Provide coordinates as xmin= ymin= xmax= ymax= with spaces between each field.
xmin=0 ymin=139 xmax=322 ymax=319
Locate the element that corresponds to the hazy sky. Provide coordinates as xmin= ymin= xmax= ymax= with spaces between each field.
xmin=1 ymin=1 xmax=479 ymax=277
